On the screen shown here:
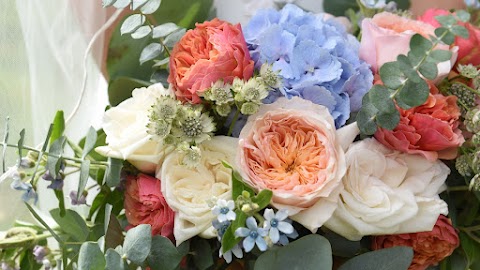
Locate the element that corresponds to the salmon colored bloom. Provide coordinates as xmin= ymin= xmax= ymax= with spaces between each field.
xmin=237 ymin=97 xmax=359 ymax=232
xmin=360 ymin=12 xmax=456 ymax=81
xmin=168 ymin=18 xmax=254 ymax=104
xmin=375 ymin=84 xmax=464 ymax=161
xmin=372 ymin=215 xmax=460 ymax=270
xmin=124 ymin=174 xmax=175 ymax=240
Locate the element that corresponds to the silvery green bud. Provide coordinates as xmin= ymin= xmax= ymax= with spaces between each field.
xmin=456 ymin=154 xmax=473 ymax=177
xmin=216 ymin=104 xmax=232 ymax=117
xmin=241 ymin=102 xmax=260 ymax=115
xmin=458 ymin=64 xmax=480 ymax=79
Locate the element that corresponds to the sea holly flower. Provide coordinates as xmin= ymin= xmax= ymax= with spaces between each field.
xmin=263 ymin=208 xmax=295 ymax=244
xmin=235 ymin=217 xmax=268 ymax=252
xmin=212 ymin=199 xmax=236 ymax=222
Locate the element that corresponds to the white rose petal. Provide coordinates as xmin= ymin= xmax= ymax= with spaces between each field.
xmin=95 ymin=83 xmax=174 ymax=173
xmin=159 ymin=136 xmax=238 ymax=246
xmin=324 ymin=138 xmax=449 ymax=241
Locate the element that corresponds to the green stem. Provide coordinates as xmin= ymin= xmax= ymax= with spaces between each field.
xmin=447 ymin=185 xmax=470 ymax=192
xmin=0 ymin=142 xmax=108 ymax=166
xmin=227 ymin=109 xmax=240 ymax=136
xmin=459 ymin=224 xmax=480 ymax=232
xmin=253 ymin=213 xmax=265 ymax=227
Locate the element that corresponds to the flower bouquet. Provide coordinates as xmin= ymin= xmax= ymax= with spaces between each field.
xmin=1 ymin=0 xmax=480 ymax=269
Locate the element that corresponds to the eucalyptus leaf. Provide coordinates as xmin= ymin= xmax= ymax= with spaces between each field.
xmin=338 ymin=246 xmax=413 ymax=270
xmin=419 ymin=61 xmax=438 ymax=80
xmin=105 ymin=249 xmax=126 ymax=270
xmin=140 ymin=43 xmax=163 ymax=64
xmin=254 ymin=235 xmax=332 ymax=270
xmin=429 ymin=50 xmax=452 ymax=62
xmin=82 ymin=127 xmax=98 ymax=159
xmin=106 ymin=157 xmax=123 ymax=187
xmin=152 ymin=23 xmax=180 ymax=38
xmin=376 ymin=110 xmax=400 ymax=130
xmin=123 ymin=224 xmax=152 ymax=265
xmin=141 ymin=0 xmax=162 ymax=14
xmin=77 ymin=160 xmax=90 ymax=200
xmin=192 ymin=239 xmax=213 ymax=270
xmin=435 ymin=27 xmax=455 ymax=45
xmin=78 ymin=242 xmax=106 ymax=270
xmin=396 ymin=79 xmax=429 ymax=109
xmin=152 ymin=57 xmax=170 ymax=68
xmin=113 ymin=0 xmax=130 ymax=8
xmin=148 ymin=235 xmax=183 ymax=270
xmin=132 ymin=0 xmax=149 ymax=10
xmin=456 ymin=10 xmax=471 ymax=23
xmin=46 ymin=136 xmax=66 ymax=179
xmin=356 ymin=102 xmax=378 ymax=135
xmin=121 ymin=14 xmax=146 ymax=35
xmin=323 ymin=229 xmax=362 ymax=258
xmin=163 ymin=28 xmax=186 ymax=47
xmin=102 ymin=0 xmax=117 ymax=7
xmin=410 ymin=34 xmax=432 ymax=55
xmin=435 ymin=15 xmax=457 ymax=27
xmin=451 ymin=25 xmax=469 ymax=39
xmin=50 ymin=209 xmax=89 ymax=242
xmin=379 ymin=62 xmax=403 ymax=90
xmin=368 ymin=85 xmax=396 ymax=113
xmin=131 ymin=25 xmax=152 ymax=39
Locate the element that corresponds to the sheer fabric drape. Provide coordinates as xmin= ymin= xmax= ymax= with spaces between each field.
xmin=0 ymin=0 xmax=109 ymax=229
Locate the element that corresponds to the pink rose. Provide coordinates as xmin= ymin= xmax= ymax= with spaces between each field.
xmin=375 ymin=84 xmax=464 ymax=161
xmin=237 ymin=97 xmax=359 ymax=232
xmin=168 ymin=18 xmax=254 ymax=104
xmin=372 ymin=215 xmax=460 ymax=270
xmin=360 ymin=12 xmax=456 ymax=80
xmin=419 ymin=8 xmax=480 ymax=67
xmin=124 ymin=174 xmax=175 ymax=240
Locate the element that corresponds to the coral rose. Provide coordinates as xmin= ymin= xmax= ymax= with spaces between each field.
xmin=419 ymin=8 xmax=480 ymax=67
xmin=372 ymin=215 xmax=460 ymax=270
xmin=375 ymin=84 xmax=464 ymax=161
xmin=124 ymin=174 xmax=175 ymax=240
xmin=360 ymin=12 xmax=456 ymax=81
xmin=168 ymin=18 xmax=254 ymax=104
xmin=237 ymin=97 xmax=360 ymax=232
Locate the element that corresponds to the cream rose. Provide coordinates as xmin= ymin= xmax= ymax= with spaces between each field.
xmin=237 ymin=97 xmax=359 ymax=232
xmin=324 ymin=138 xmax=449 ymax=241
xmin=159 ymin=136 xmax=237 ymax=245
xmin=96 ymin=83 xmax=174 ymax=173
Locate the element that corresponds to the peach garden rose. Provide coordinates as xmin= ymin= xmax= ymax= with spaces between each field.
xmin=237 ymin=97 xmax=359 ymax=232
xmin=168 ymin=18 xmax=254 ymax=104
xmin=360 ymin=12 xmax=457 ymax=81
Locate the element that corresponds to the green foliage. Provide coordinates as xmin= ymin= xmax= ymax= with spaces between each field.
xmin=192 ymin=239 xmax=214 ymax=270
xmin=147 ymin=236 xmax=183 ymax=270
xmin=323 ymin=229 xmax=362 ymax=257
xmin=324 ymin=0 xmax=410 ymax=17
xmin=459 ymin=232 xmax=480 ymax=269
xmin=254 ymin=235 xmax=332 ymax=270
xmin=222 ymin=211 xmax=247 ymax=253
xmin=140 ymin=43 xmax=164 ymax=64
xmin=123 ymin=224 xmax=152 ymax=265
xmin=108 ymin=77 xmax=151 ymax=106
xmin=105 ymin=214 xmax=124 ymax=250
xmin=105 ymin=157 xmax=123 ymax=187
xmin=50 ymin=209 xmax=89 ymax=242
xmin=78 ymin=242 xmax=106 ymax=270
xmin=120 ymin=14 xmax=146 ymax=35
xmin=105 ymin=249 xmax=126 ymax=270
xmin=338 ymin=246 xmax=413 ymax=270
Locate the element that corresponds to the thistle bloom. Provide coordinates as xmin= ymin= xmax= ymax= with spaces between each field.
xmin=235 ymin=217 xmax=268 ymax=252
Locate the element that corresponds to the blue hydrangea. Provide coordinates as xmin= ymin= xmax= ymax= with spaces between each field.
xmin=244 ymin=4 xmax=373 ymax=127
xmin=465 ymin=0 xmax=480 ymax=9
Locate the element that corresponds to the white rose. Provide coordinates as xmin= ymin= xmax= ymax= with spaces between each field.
xmin=324 ymin=138 xmax=449 ymax=241
xmin=96 ymin=83 xmax=174 ymax=173
xmin=159 ymin=136 xmax=238 ymax=246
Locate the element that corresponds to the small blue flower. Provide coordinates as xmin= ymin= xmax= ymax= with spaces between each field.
xmin=33 ymin=245 xmax=48 ymax=263
xmin=42 ymin=170 xmax=64 ymax=190
xmin=69 ymin=191 xmax=87 ymax=206
xmin=263 ymin=209 xmax=295 ymax=244
xmin=212 ymin=219 xmax=231 ymax=240
xmin=235 ymin=217 xmax=268 ymax=252
xmin=219 ymin=244 xmax=243 ymax=263
xmin=212 ymin=199 xmax=236 ymax=222
xmin=10 ymin=179 xmax=38 ymax=203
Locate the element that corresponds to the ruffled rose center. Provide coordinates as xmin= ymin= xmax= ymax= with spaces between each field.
xmin=245 ymin=114 xmax=329 ymax=194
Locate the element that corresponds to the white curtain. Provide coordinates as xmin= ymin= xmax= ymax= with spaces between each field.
xmin=0 ymin=0 xmax=110 ymax=229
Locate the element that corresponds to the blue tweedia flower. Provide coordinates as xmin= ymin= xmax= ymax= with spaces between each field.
xmin=263 ymin=208 xmax=295 ymax=244
xmin=235 ymin=217 xmax=268 ymax=252
xmin=219 ymin=244 xmax=243 ymax=263
xmin=212 ymin=219 xmax=231 ymax=240
xmin=42 ymin=170 xmax=64 ymax=190
xmin=10 ymin=179 xmax=38 ymax=203
xmin=212 ymin=199 xmax=236 ymax=223
xmin=278 ymin=220 xmax=299 ymax=246
xmin=244 ymin=4 xmax=373 ymax=127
